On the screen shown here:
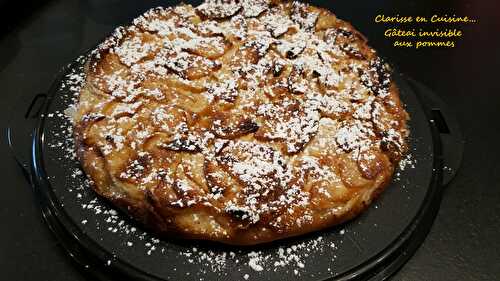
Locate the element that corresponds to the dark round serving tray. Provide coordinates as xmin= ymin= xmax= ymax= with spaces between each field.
xmin=7 ymin=53 xmax=463 ymax=281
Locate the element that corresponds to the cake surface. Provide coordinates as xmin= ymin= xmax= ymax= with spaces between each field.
xmin=73 ymin=0 xmax=409 ymax=245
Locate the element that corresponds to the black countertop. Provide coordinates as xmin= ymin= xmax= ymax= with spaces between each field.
xmin=1 ymin=0 xmax=499 ymax=280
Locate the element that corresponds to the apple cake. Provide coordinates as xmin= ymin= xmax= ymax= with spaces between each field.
xmin=73 ymin=0 xmax=409 ymax=245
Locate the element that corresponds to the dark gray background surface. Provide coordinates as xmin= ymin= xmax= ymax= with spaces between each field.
xmin=0 ymin=0 xmax=499 ymax=280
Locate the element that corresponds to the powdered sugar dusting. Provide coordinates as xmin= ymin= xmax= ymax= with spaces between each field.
xmin=38 ymin=1 xmax=418 ymax=280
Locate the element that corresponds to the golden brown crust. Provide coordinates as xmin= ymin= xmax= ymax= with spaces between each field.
xmin=73 ymin=0 xmax=409 ymax=245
